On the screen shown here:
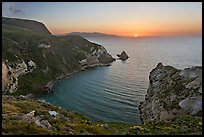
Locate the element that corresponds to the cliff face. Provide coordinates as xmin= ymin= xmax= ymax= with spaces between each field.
xmin=2 ymin=18 xmax=115 ymax=96
xmin=2 ymin=60 xmax=36 ymax=94
xmin=2 ymin=17 xmax=51 ymax=35
xmin=139 ymin=63 xmax=202 ymax=122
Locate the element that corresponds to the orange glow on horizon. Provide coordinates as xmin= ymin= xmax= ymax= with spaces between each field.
xmin=49 ymin=22 xmax=202 ymax=37
xmin=2 ymin=2 xmax=201 ymax=37
xmin=50 ymin=27 xmax=202 ymax=37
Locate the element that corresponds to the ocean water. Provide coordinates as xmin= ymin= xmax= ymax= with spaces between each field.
xmin=40 ymin=36 xmax=202 ymax=124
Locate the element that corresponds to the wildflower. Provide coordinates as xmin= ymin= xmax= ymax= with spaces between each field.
xmin=96 ymin=123 xmax=100 ymax=127
xmin=132 ymin=125 xmax=148 ymax=132
xmin=164 ymin=127 xmax=171 ymax=130
xmin=198 ymin=121 xmax=202 ymax=126
xmin=97 ymin=123 xmax=104 ymax=127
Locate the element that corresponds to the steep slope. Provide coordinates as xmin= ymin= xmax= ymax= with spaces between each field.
xmin=2 ymin=17 xmax=52 ymax=35
xmin=139 ymin=63 xmax=202 ymax=122
xmin=2 ymin=19 xmax=115 ymax=96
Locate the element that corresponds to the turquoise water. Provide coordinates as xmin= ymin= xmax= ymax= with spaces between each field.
xmin=40 ymin=36 xmax=202 ymax=124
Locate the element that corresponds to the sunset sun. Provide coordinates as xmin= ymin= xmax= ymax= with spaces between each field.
xmin=134 ymin=34 xmax=138 ymax=37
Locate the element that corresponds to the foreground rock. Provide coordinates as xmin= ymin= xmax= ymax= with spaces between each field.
xmin=2 ymin=60 xmax=36 ymax=93
xmin=117 ymin=51 xmax=129 ymax=60
xmin=139 ymin=63 xmax=202 ymax=122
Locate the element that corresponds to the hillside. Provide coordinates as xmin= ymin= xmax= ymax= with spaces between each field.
xmin=2 ymin=17 xmax=52 ymax=35
xmin=2 ymin=95 xmax=202 ymax=135
xmin=2 ymin=17 xmax=115 ymax=96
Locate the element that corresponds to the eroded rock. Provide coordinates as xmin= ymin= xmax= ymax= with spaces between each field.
xmin=139 ymin=63 xmax=202 ymax=122
xmin=179 ymin=96 xmax=202 ymax=115
xmin=48 ymin=111 xmax=58 ymax=117
xmin=39 ymin=120 xmax=52 ymax=129
xmin=2 ymin=60 xmax=36 ymax=93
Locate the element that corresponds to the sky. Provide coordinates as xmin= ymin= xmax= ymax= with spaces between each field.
xmin=2 ymin=2 xmax=202 ymax=37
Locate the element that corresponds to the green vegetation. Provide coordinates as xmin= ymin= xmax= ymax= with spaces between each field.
xmin=2 ymin=95 xmax=202 ymax=135
xmin=2 ymin=20 xmax=109 ymax=96
xmin=2 ymin=17 xmax=51 ymax=35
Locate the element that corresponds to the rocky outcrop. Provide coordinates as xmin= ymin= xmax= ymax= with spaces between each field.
xmin=16 ymin=109 xmax=70 ymax=130
xmin=98 ymin=52 xmax=116 ymax=64
xmin=90 ymin=45 xmax=115 ymax=64
xmin=139 ymin=63 xmax=202 ymax=122
xmin=2 ymin=60 xmax=36 ymax=93
xmin=79 ymin=46 xmax=115 ymax=67
xmin=18 ymin=110 xmax=52 ymax=129
xmin=48 ymin=111 xmax=58 ymax=117
xmin=38 ymin=43 xmax=50 ymax=49
xmin=179 ymin=96 xmax=202 ymax=115
xmin=117 ymin=51 xmax=129 ymax=60
xmin=2 ymin=62 xmax=10 ymax=92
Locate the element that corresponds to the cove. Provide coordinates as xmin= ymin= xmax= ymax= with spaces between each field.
xmin=40 ymin=61 xmax=146 ymax=125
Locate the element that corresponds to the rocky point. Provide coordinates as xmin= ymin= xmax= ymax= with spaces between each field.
xmin=139 ymin=63 xmax=202 ymax=122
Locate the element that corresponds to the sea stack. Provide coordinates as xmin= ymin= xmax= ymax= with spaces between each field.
xmin=139 ymin=63 xmax=202 ymax=122
xmin=117 ymin=51 xmax=129 ymax=60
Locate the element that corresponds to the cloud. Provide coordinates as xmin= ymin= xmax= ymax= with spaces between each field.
xmin=9 ymin=6 xmax=24 ymax=14
xmin=2 ymin=2 xmax=24 ymax=16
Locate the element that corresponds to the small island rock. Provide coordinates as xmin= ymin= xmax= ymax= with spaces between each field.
xmin=117 ymin=51 xmax=129 ymax=60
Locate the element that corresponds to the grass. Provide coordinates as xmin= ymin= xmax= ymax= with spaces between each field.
xmin=2 ymin=95 xmax=202 ymax=135
xmin=2 ymin=120 xmax=52 ymax=135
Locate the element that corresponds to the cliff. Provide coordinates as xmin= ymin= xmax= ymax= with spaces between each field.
xmin=2 ymin=18 xmax=115 ymax=96
xmin=139 ymin=63 xmax=202 ymax=122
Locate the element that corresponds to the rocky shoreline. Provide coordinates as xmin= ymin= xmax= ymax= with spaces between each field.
xmin=43 ymin=62 xmax=114 ymax=95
